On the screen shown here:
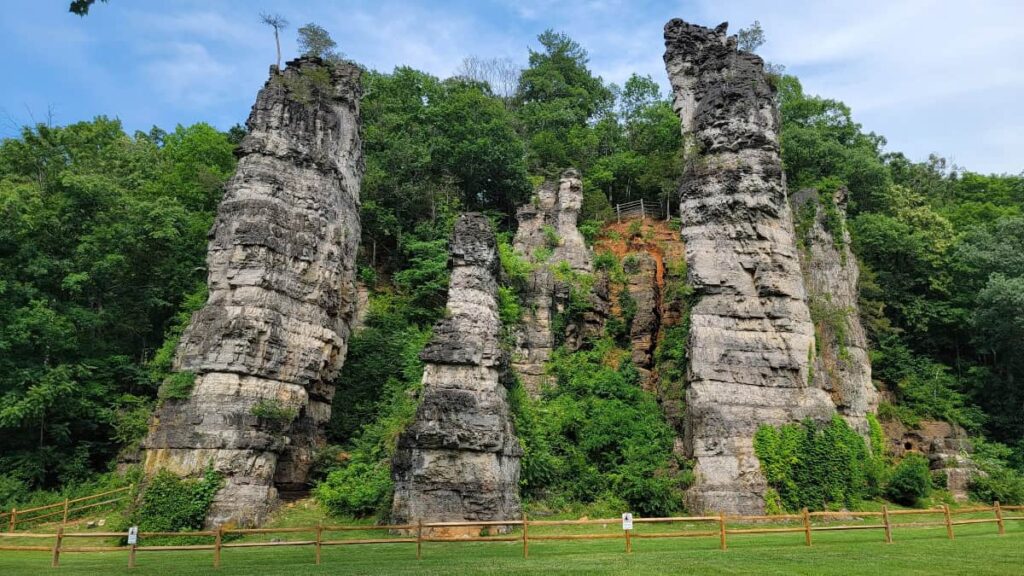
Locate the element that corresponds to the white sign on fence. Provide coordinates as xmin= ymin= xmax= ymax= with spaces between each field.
xmin=621 ymin=512 xmax=633 ymax=531
xmin=127 ymin=526 xmax=138 ymax=545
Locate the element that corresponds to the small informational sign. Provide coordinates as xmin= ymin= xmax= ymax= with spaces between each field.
xmin=127 ymin=526 xmax=139 ymax=545
xmin=622 ymin=512 xmax=633 ymax=531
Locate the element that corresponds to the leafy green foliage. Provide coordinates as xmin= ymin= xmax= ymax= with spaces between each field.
xmin=754 ymin=417 xmax=885 ymax=511
xmin=158 ymin=372 xmax=196 ymax=401
xmin=315 ymin=460 xmax=392 ymax=517
xmin=316 ymin=294 xmax=431 ymax=518
xmin=885 ymin=454 xmax=931 ymax=506
xmin=131 ymin=467 xmax=222 ymax=533
xmin=250 ymin=399 xmax=298 ymax=428
xmin=512 ymin=339 xmax=682 ymax=516
xmin=968 ymin=438 xmax=1024 ymax=505
xmin=0 ymin=118 xmax=235 ymax=490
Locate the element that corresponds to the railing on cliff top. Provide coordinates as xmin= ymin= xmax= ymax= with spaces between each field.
xmin=615 ymin=199 xmax=673 ymax=222
xmin=1 ymin=502 xmax=1020 ymax=569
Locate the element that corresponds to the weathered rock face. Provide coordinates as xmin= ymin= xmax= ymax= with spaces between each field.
xmin=792 ymin=188 xmax=878 ymax=436
xmin=883 ymin=420 xmax=975 ymax=501
xmin=391 ymin=213 xmax=522 ymax=531
xmin=143 ymin=57 xmax=362 ymax=527
xmin=624 ymin=252 xmax=660 ymax=379
xmin=664 ymin=19 xmax=836 ymax=514
xmin=512 ymin=169 xmax=598 ymax=394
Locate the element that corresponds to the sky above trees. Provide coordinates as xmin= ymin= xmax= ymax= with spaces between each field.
xmin=1 ymin=0 xmax=1021 ymax=174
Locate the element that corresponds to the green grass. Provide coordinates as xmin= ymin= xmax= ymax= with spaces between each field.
xmin=1 ymin=520 xmax=1020 ymax=575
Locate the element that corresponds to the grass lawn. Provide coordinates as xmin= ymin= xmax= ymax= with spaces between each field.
xmin=1 ymin=519 xmax=1020 ymax=575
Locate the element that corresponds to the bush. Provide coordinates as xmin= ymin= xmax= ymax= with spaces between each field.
xmin=885 ymin=454 xmax=931 ymax=506
xmin=315 ymin=460 xmax=393 ymax=517
xmin=968 ymin=438 xmax=1024 ymax=505
xmin=250 ymin=399 xmax=298 ymax=430
xmin=158 ymin=371 xmax=196 ymax=400
xmin=512 ymin=338 xmax=683 ymax=516
xmin=131 ymin=467 xmax=222 ymax=532
xmin=754 ymin=416 xmax=882 ymax=511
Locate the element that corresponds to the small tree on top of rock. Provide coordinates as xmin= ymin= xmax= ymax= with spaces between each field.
xmin=297 ymin=23 xmax=344 ymax=63
xmin=260 ymin=12 xmax=289 ymax=70
xmin=736 ymin=20 xmax=766 ymax=53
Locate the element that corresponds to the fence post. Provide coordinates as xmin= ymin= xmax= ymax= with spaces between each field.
xmin=943 ymin=504 xmax=954 ymax=540
xmin=640 ymin=198 xmax=645 ymax=221
xmin=616 ymin=204 xmax=621 ymax=223
xmin=718 ymin=512 xmax=727 ymax=551
xmin=995 ymin=501 xmax=1005 ymax=535
xmin=8 ymin=507 xmax=15 ymax=532
xmin=315 ymin=521 xmax=322 ymax=565
xmin=802 ymin=508 xmax=812 ymax=546
xmin=624 ymin=525 xmax=632 ymax=554
xmin=213 ymin=526 xmax=223 ymax=568
xmin=882 ymin=505 xmax=893 ymax=543
xmin=129 ymin=542 xmax=137 ymax=569
xmin=50 ymin=525 xmax=64 ymax=568
xmin=416 ymin=519 xmax=423 ymax=560
xmin=61 ymin=498 xmax=70 ymax=528
xmin=521 ymin=512 xmax=529 ymax=559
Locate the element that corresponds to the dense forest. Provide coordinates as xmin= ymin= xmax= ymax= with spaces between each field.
xmin=1 ymin=23 xmax=1022 ymax=516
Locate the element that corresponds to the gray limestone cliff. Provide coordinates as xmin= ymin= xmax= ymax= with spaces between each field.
xmin=664 ymin=19 xmax=836 ymax=514
xmin=143 ymin=56 xmax=362 ymax=527
xmin=792 ymin=187 xmax=878 ymax=436
xmin=512 ymin=169 xmax=601 ymax=394
xmin=390 ymin=213 xmax=522 ymax=532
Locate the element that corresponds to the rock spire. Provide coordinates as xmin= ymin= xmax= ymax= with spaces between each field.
xmin=664 ymin=19 xmax=836 ymax=514
xmin=391 ymin=213 xmax=522 ymax=531
xmin=143 ymin=56 xmax=363 ymax=526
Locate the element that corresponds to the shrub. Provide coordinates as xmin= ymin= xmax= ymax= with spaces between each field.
xmin=498 ymin=235 xmax=532 ymax=288
xmin=885 ymin=453 xmax=931 ymax=506
xmin=512 ymin=338 xmax=683 ymax=516
xmin=754 ymin=416 xmax=881 ymax=511
xmin=968 ymin=438 xmax=1024 ymax=505
xmin=158 ymin=371 xmax=196 ymax=400
xmin=315 ymin=460 xmax=393 ymax=517
xmin=250 ymin=399 xmax=298 ymax=429
xmin=498 ymin=286 xmax=523 ymax=326
xmin=131 ymin=467 xmax=222 ymax=533
xmin=542 ymin=225 xmax=561 ymax=248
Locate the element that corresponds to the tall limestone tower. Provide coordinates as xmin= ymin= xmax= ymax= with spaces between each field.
xmin=143 ymin=56 xmax=363 ymax=527
xmin=391 ymin=213 xmax=522 ymax=531
xmin=663 ymin=20 xmax=837 ymax=514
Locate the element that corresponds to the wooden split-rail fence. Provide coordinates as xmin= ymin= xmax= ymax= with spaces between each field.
xmin=1 ymin=502 xmax=1020 ymax=569
xmin=0 ymin=485 xmax=133 ymax=533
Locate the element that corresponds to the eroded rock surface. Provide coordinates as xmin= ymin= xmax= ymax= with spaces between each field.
xmin=391 ymin=213 xmax=522 ymax=531
xmin=624 ymin=252 xmax=659 ymax=380
xmin=792 ymin=188 xmax=878 ymax=436
xmin=884 ymin=420 xmax=975 ymax=501
xmin=143 ymin=56 xmax=362 ymax=527
xmin=512 ymin=169 xmax=598 ymax=394
xmin=664 ymin=19 xmax=836 ymax=514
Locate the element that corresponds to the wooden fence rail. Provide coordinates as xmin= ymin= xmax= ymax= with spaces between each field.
xmin=4 ymin=485 xmax=133 ymax=533
xmin=0 ymin=502 xmax=1020 ymax=569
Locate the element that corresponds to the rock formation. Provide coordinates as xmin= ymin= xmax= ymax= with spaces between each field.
xmin=143 ymin=56 xmax=362 ymax=526
xmin=883 ymin=420 xmax=975 ymax=501
xmin=664 ymin=19 xmax=836 ymax=514
xmin=792 ymin=187 xmax=878 ymax=435
xmin=512 ymin=169 xmax=598 ymax=394
xmin=391 ymin=213 xmax=522 ymax=531
xmin=624 ymin=252 xmax=659 ymax=380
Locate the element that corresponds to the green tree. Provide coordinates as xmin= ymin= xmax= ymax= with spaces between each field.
xmin=297 ymin=22 xmax=342 ymax=62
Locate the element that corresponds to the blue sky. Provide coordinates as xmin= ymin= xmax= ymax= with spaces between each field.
xmin=2 ymin=0 xmax=1022 ymax=174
